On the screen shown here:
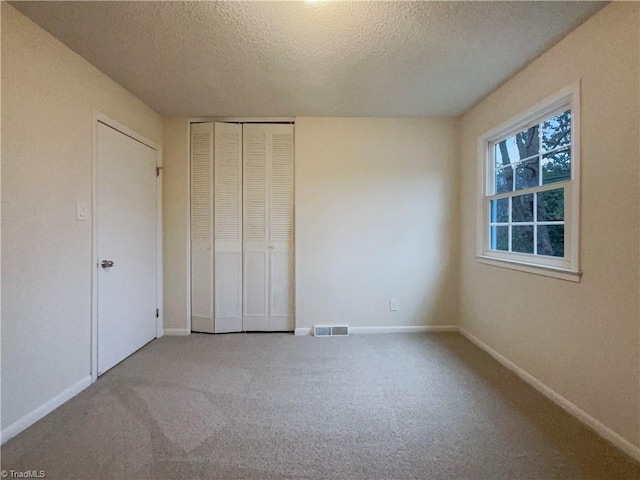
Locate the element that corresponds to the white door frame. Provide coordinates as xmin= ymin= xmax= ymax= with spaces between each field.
xmin=91 ymin=111 xmax=163 ymax=383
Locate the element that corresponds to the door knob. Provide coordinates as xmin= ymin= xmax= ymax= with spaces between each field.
xmin=100 ymin=260 xmax=115 ymax=269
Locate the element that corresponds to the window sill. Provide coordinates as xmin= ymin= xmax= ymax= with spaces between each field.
xmin=476 ymin=255 xmax=582 ymax=282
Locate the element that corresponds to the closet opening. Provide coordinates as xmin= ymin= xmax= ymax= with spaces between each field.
xmin=189 ymin=120 xmax=295 ymax=334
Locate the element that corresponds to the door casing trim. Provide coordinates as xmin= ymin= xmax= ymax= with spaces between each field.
xmin=91 ymin=111 xmax=163 ymax=382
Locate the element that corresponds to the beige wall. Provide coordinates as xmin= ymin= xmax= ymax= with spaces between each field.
xmin=295 ymin=118 xmax=458 ymax=329
xmin=162 ymin=118 xmax=190 ymax=330
xmin=1 ymin=4 xmax=162 ymax=431
xmin=161 ymin=117 xmax=460 ymax=332
xmin=458 ymin=2 xmax=639 ymax=448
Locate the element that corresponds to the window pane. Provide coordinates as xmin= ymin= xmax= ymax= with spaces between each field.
xmin=537 ymin=225 xmax=564 ymax=257
xmin=490 ymin=226 xmax=509 ymax=251
xmin=537 ymin=188 xmax=564 ymax=221
xmin=495 ymin=165 xmax=513 ymax=194
xmin=512 ymin=194 xmax=533 ymax=222
xmin=542 ymin=148 xmax=571 ymax=184
xmin=512 ymin=225 xmax=534 ymax=254
xmin=490 ymin=198 xmax=509 ymax=223
xmin=495 ymin=137 xmax=516 ymax=167
xmin=496 ymin=126 xmax=539 ymax=167
xmin=542 ymin=110 xmax=571 ymax=152
xmin=515 ymin=158 xmax=540 ymax=190
xmin=515 ymin=125 xmax=539 ymax=159
xmin=495 ymin=143 xmax=506 ymax=168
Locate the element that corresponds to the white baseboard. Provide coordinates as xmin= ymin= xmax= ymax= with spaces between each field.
xmin=1 ymin=375 xmax=92 ymax=445
xmin=163 ymin=328 xmax=191 ymax=336
xmin=294 ymin=325 xmax=457 ymax=336
xmin=459 ymin=327 xmax=640 ymax=463
xmin=350 ymin=325 xmax=457 ymax=334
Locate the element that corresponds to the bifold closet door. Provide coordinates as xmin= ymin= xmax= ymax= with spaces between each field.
xmin=242 ymin=124 xmax=294 ymax=332
xmin=190 ymin=122 xmax=243 ymax=333
xmin=214 ymin=122 xmax=243 ymax=333
xmin=190 ymin=122 xmax=214 ymax=333
xmin=191 ymin=122 xmax=292 ymax=333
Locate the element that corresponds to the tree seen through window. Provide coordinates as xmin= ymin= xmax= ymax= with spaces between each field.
xmin=490 ymin=110 xmax=571 ymax=257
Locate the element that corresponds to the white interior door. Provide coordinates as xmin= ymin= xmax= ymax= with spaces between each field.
xmin=243 ymin=124 xmax=294 ymax=331
xmin=190 ymin=122 xmax=214 ymax=333
xmin=97 ymin=122 xmax=157 ymax=375
xmin=214 ymin=122 xmax=243 ymax=333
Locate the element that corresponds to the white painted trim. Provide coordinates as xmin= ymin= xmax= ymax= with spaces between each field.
xmin=478 ymin=82 xmax=579 ymax=152
xmin=477 ymin=255 xmax=582 ymax=282
xmin=156 ymin=152 xmax=164 ymax=338
xmin=350 ymin=325 xmax=458 ymax=334
xmin=189 ymin=117 xmax=295 ymax=124
xmin=1 ymin=376 xmax=92 ymax=445
xmin=459 ymin=327 xmax=640 ymax=463
xmin=91 ymin=111 xmax=163 ymax=382
xmin=91 ymin=113 xmax=99 ymax=383
xmin=94 ymin=113 xmax=161 ymax=151
xmin=164 ymin=328 xmax=191 ymax=336
xmin=294 ymin=325 xmax=457 ymax=336
xmin=185 ymin=119 xmax=192 ymax=333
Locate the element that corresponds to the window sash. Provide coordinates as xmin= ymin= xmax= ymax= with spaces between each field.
xmin=489 ymin=132 xmax=572 ymax=197
xmin=488 ymin=103 xmax=571 ymax=151
xmin=483 ymin=182 xmax=573 ymax=266
xmin=493 ymin=141 xmax=571 ymax=171
xmin=476 ymin=82 xmax=580 ymax=278
xmin=487 ymin=180 xmax=569 ymax=201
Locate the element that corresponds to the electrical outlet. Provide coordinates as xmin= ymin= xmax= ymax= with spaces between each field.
xmin=390 ymin=299 xmax=399 ymax=311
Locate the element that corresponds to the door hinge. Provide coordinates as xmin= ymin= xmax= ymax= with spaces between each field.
xmin=156 ymin=167 xmax=162 ymax=177
xmin=156 ymin=308 xmax=159 ymax=318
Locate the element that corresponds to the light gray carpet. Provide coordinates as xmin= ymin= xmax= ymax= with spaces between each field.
xmin=1 ymin=333 xmax=639 ymax=479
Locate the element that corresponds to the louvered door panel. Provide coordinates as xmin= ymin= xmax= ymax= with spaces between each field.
xmin=243 ymin=132 xmax=267 ymax=241
xmin=268 ymin=125 xmax=294 ymax=331
xmin=270 ymin=133 xmax=294 ymax=242
xmin=214 ymin=122 xmax=243 ymax=333
xmin=190 ymin=122 xmax=214 ymax=333
xmin=242 ymin=124 xmax=294 ymax=332
xmin=242 ymin=126 xmax=269 ymax=330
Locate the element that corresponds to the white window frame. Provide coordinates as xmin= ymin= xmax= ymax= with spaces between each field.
xmin=476 ymin=82 xmax=581 ymax=282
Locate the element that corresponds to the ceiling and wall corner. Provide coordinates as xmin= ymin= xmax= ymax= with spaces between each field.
xmin=10 ymin=1 xmax=606 ymax=118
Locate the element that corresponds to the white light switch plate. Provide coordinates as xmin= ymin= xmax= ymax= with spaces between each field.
xmin=76 ymin=202 xmax=88 ymax=221
xmin=390 ymin=299 xmax=399 ymax=311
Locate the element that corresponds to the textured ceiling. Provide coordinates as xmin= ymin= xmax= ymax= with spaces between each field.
xmin=11 ymin=1 xmax=606 ymax=117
